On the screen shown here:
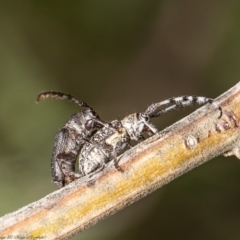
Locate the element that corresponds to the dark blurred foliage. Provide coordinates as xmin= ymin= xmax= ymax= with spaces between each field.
xmin=0 ymin=1 xmax=240 ymax=240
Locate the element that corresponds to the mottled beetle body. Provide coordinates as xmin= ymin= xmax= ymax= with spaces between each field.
xmin=79 ymin=120 xmax=129 ymax=175
xmin=37 ymin=92 xmax=221 ymax=187
xmin=78 ymin=95 xmax=221 ymax=176
xmin=37 ymin=91 xmax=107 ymax=187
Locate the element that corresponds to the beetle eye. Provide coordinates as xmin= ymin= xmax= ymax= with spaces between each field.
xmin=85 ymin=120 xmax=94 ymax=131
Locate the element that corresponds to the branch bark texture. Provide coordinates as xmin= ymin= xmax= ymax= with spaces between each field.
xmin=1 ymin=82 xmax=240 ymax=239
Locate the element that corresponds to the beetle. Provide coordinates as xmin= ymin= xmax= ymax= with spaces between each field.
xmin=37 ymin=91 xmax=108 ymax=187
xmin=77 ymin=95 xmax=221 ymax=176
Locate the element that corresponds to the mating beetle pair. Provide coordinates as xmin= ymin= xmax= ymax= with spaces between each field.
xmin=37 ymin=91 xmax=221 ymax=188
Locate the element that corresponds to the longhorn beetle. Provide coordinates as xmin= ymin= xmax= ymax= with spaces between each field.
xmin=78 ymin=96 xmax=222 ymax=176
xmin=37 ymin=91 xmax=108 ymax=188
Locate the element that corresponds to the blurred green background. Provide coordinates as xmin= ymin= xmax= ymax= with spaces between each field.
xmin=0 ymin=1 xmax=240 ymax=239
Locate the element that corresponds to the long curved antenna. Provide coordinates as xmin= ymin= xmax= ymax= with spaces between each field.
xmin=36 ymin=91 xmax=93 ymax=109
xmin=144 ymin=96 xmax=221 ymax=118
